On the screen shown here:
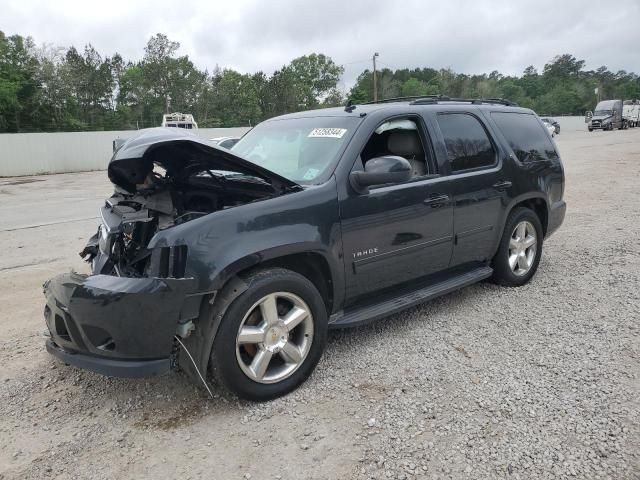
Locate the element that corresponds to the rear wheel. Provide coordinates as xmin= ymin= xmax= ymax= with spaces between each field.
xmin=210 ymin=268 xmax=327 ymax=401
xmin=491 ymin=207 xmax=543 ymax=287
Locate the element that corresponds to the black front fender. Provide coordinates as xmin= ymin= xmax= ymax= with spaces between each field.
xmin=148 ymin=179 xmax=344 ymax=306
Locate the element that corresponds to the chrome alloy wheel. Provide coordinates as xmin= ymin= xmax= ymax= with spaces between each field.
xmin=235 ymin=292 xmax=314 ymax=384
xmin=508 ymin=220 xmax=537 ymax=276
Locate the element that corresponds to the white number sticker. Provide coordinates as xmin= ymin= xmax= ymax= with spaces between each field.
xmin=308 ymin=128 xmax=347 ymax=138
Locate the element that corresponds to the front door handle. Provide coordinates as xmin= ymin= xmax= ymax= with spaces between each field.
xmin=492 ymin=180 xmax=512 ymax=191
xmin=423 ymin=194 xmax=449 ymax=207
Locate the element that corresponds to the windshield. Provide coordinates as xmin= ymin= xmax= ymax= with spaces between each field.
xmin=594 ymin=110 xmax=613 ymax=116
xmin=232 ymin=116 xmax=360 ymax=184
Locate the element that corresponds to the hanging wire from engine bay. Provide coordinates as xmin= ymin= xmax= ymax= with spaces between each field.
xmin=174 ymin=335 xmax=214 ymax=399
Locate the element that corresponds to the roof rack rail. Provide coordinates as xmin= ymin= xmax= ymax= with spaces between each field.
xmin=360 ymin=95 xmax=518 ymax=107
xmin=410 ymin=97 xmax=518 ymax=106
xmin=362 ymin=95 xmax=444 ymax=105
xmin=408 ymin=96 xmax=451 ymax=105
xmin=477 ymin=97 xmax=519 ymax=106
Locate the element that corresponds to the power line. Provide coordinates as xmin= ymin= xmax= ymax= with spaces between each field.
xmin=340 ymin=58 xmax=372 ymax=66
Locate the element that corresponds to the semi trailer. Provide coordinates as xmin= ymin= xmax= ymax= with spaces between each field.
xmin=623 ymin=100 xmax=640 ymax=128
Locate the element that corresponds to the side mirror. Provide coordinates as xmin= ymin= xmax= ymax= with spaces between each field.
xmin=585 ymin=111 xmax=593 ymax=123
xmin=350 ymin=155 xmax=412 ymax=193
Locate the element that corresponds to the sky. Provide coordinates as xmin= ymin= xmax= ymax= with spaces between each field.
xmin=3 ymin=0 xmax=640 ymax=89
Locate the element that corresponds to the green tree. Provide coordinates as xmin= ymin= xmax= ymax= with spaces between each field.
xmin=116 ymin=34 xmax=207 ymax=127
xmin=498 ymin=81 xmax=526 ymax=104
xmin=4 ymin=29 xmax=640 ymax=130
xmin=322 ymin=87 xmax=344 ymax=107
xmin=543 ymin=54 xmax=585 ymax=78
xmin=61 ymin=45 xmax=117 ymax=130
xmin=283 ymin=53 xmax=343 ymax=108
xmin=211 ymin=69 xmax=261 ymax=127
xmin=0 ymin=32 xmax=39 ymax=132
xmin=400 ymin=78 xmax=430 ymax=97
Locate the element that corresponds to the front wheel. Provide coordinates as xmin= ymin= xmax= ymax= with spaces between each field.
xmin=210 ymin=268 xmax=327 ymax=401
xmin=491 ymin=207 xmax=543 ymax=287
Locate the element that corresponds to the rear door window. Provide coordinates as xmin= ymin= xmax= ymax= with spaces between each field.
xmin=435 ymin=113 xmax=496 ymax=172
xmin=491 ymin=112 xmax=559 ymax=163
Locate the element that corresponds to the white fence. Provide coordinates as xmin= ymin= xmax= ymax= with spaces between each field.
xmin=550 ymin=115 xmax=588 ymax=132
xmin=0 ymin=127 xmax=250 ymax=177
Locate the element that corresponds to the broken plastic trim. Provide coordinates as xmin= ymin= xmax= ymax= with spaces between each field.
xmin=147 ymin=245 xmax=189 ymax=278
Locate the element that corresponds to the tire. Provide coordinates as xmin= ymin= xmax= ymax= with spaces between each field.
xmin=588 ymin=127 xmax=593 ymax=132
xmin=209 ymin=268 xmax=328 ymax=401
xmin=491 ymin=207 xmax=543 ymax=287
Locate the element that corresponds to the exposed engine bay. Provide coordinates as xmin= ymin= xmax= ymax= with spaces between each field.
xmin=79 ymin=128 xmax=299 ymax=278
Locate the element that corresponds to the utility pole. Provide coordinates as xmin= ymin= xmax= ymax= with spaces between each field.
xmin=372 ymin=52 xmax=379 ymax=102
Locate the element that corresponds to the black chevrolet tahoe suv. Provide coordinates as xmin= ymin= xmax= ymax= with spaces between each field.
xmin=44 ymin=97 xmax=566 ymax=400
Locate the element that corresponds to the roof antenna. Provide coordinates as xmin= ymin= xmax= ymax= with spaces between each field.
xmin=344 ymin=100 xmax=356 ymax=113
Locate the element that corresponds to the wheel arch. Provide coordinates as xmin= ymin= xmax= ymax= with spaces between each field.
xmin=213 ymin=243 xmax=341 ymax=315
xmin=178 ymin=247 xmax=340 ymax=384
xmin=514 ymin=196 xmax=549 ymax=237
xmin=492 ymin=193 xmax=549 ymax=259
xmin=252 ymin=252 xmax=335 ymax=315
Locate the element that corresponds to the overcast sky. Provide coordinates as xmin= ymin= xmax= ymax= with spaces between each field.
xmin=4 ymin=0 xmax=640 ymax=88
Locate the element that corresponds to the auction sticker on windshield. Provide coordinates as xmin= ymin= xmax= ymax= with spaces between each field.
xmin=308 ymin=128 xmax=347 ymax=138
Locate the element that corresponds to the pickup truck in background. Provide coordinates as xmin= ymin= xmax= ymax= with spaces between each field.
xmin=622 ymin=100 xmax=640 ymax=128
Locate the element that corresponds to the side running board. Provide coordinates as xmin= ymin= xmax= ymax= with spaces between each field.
xmin=329 ymin=266 xmax=493 ymax=329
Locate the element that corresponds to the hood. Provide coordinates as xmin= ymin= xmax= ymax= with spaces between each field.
xmin=591 ymin=115 xmax=612 ymax=121
xmin=108 ymin=127 xmax=299 ymax=193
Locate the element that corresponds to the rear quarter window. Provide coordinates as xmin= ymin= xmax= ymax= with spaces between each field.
xmin=491 ymin=112 xmax=559 ymax=163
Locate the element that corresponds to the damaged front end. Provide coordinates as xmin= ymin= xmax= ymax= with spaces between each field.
xmin=44 ymin=272 xmax=196 ymax=377
xmin=44 ymin=127 xmax=299 ymax=378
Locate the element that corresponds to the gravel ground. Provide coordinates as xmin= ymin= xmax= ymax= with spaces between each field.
xmin=0 ymin=128 xmax=639 ymax=479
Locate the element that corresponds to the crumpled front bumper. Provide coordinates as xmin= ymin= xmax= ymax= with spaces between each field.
xmin=43 ymin=272 xmax=197 ymax=378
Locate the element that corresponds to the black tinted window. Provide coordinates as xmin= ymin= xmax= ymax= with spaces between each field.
xmin=436 ymin=114 xmax=495 ymax=172
xmin=491 ymin=112 xmax=559 ymax=163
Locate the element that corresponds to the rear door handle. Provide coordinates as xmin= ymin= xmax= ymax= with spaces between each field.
xmin=423 ymin=194 xmax=449 ymax=207
xmin=492 ymin=180 xmax=512 ymax=191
